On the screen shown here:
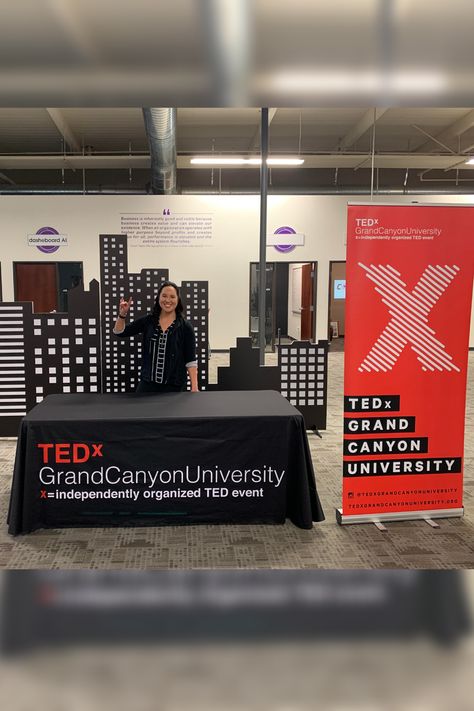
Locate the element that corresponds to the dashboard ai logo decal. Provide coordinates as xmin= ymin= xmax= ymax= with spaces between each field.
xmin=27 ymin=226 xmax=68 ymax=253
xmin=273 ymin=226 xmax=297 ymax=253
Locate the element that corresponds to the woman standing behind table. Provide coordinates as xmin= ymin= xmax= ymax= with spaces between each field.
xmin=113 ymin=281 xmax=199 ymax=393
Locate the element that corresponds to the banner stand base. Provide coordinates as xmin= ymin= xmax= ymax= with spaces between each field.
xmin=336 ymin=507 xmax=464 ymax=526
xmin=423 ymin=517 xmax=440 ymax=529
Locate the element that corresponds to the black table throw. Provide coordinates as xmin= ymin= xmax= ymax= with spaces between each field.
xmin=8 ymin=390 xmax=324 ymax=534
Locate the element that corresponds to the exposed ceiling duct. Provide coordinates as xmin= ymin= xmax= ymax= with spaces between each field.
xmin=142 ymin=107 xmax=177 ymax=194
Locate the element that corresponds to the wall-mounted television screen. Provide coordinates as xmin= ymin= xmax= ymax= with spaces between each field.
xmin=334 ymin=279 xmax=346 ymax=299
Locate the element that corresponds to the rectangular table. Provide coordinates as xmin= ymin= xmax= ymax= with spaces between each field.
xmin=8 ymin=390 xmax=324 ymax=534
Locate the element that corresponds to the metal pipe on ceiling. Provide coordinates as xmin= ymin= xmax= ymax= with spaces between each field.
xmin=142 ymin=108 xmax=177 ymax=194
xmin=0 ymin=188 xmax=147 ymax=194
xmin=1 ymin=186 xmax=473 ymax=195
xmin=181 ymin=187 xmax=474 ymax=195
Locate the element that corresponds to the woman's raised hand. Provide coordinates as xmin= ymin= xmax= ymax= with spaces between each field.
xmin=119 ymin=297 xmax=133 ymax=317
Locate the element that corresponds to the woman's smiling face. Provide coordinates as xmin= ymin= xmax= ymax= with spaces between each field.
xmin=159 ymin=285 xmax=178 ymax=313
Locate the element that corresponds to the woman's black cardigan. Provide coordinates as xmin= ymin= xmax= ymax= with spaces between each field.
xmin=115 ymin=314 xmax=196 ymax=389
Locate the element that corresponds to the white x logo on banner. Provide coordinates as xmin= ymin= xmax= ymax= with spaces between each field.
xmin=358 ymin=263 xmax=460 ymax=373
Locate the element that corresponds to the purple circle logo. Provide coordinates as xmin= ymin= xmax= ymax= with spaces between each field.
xmin=274 ymin=226 xmax=296 ymax=253
xmin=36 ymin=226 xmax=60 ymax=254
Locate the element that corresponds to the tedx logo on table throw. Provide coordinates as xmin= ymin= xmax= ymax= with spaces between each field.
xmin=37 ymin=443 xmax=104 ymax=463
xmin=35 ymin=442 xmax=287 ymax=505
xmin=37 ymin=443 xmax=104 ymax=500
xmin=358 ymin=263 xmax=461 ymax=374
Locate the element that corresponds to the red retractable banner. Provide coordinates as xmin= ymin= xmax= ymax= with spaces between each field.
xmin=339 ymin=204 xmax=474 ymax=524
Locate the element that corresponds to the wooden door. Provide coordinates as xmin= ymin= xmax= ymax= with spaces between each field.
xmin=300 ymin=263 xmax=313 ymax=340
xmin=15 ymin=263 xmax=58 ymax=313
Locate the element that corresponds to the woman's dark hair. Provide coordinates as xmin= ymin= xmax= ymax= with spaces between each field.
xmin=152 ymin=281 xmax=184 ymax=320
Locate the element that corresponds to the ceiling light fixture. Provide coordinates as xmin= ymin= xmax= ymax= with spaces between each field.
xmin=267 ymin=158 xmax=305 ymax=166
xmin=191 ymin=157 xmax=248 ymax=165
xmin=190 ymin=157 xmax=304 ymax=166
xmin=269 ymin=70 xmax=446 ymax=94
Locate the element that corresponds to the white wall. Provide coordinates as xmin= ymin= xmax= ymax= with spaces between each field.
xmin=0 ymin=194 xmax=473 ymax=349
